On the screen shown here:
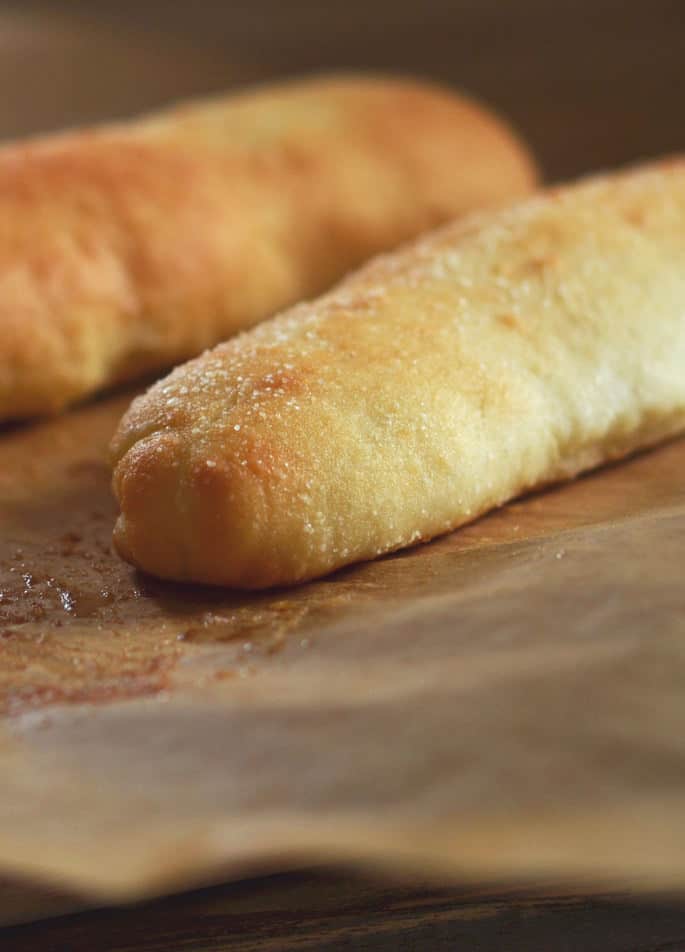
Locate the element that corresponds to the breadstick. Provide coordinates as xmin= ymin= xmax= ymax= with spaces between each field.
xmin=111 ymin=158 xmax=685 ymax=589
xmin=0 ymin=74 xmax=536 ymax=421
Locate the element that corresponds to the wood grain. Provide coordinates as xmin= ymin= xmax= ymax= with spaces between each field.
xmin=5 ymin=872 xmax=685 ymax=951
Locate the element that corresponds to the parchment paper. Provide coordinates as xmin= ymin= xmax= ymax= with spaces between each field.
xmin=1 ymin=390 xmax=685 ymax=903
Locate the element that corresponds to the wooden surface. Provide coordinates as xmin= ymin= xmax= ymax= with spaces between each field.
xmin=2 ymin=2 xmax=685 ymax=948
xmin=6 ymin=873 xmax=685 ymax=951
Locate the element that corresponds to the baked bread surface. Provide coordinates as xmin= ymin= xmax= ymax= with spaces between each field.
xmin=0 ymin=74 xmax=536 ymax=420
xmin=111 ymin=159 xmax=685 ymax=588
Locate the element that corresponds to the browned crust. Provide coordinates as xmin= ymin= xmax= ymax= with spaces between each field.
xmin=111 ymin=157 xmax=685 ymax=588
xmin=0 ymin=74 xmax=537 ymax=420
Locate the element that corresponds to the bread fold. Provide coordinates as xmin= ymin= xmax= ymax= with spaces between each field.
xmin=111 ymin=159 xmax=685 ymax=589
xmin=0 ymin=74 xmax=536 ymax=420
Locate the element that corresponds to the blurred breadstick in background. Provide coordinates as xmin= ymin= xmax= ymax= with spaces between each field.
xmin=0 ymin=74 xmax=536 ymax=421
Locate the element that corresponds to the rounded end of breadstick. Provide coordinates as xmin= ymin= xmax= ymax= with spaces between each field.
xmin=112 ymin=428 xmax=188 ymax=582
xmin=358 ymin=73 xmax=541 ymax=215
xmin=110 ymin=358 xmax=315 ymax=589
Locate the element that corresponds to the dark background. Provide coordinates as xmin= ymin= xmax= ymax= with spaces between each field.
xmin=1 ymin=0 xmax=684 ymax=181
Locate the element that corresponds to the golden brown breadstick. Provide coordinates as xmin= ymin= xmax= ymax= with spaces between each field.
xmin=111 ymin=158 xmax=685 ymax=589
xmin=0 ymin=74 xmax=536 ymax=421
